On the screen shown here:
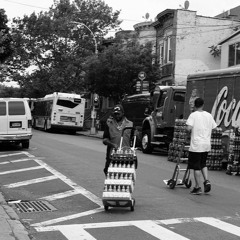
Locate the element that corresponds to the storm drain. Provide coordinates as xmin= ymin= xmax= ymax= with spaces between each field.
xmin=8 ymin=200 xmax=57 ymax=213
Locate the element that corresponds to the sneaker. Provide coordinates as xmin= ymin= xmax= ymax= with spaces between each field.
xmin=204 ymin=180 xmax=211 ymax=193
xmin=190 ymin=187 xmax=202 ymax=195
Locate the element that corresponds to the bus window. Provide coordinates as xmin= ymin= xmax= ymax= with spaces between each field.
xmin=57 ymin=99 xmax=79 ymax=108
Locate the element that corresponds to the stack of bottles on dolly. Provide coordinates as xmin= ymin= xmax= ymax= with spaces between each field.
xmin=168 ymin=119 xmax=190 ymax=163
xmin=102 ymin=148 xmax=137 ymax=199
xmin=207 ymin=127 xmax=223 ymax=170
xmin=226 ymin=128 xmax=240 ymax=175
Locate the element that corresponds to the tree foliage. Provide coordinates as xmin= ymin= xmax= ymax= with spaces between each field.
xmin=0 ymin=9 xmax=13 ymax=63
xmin=4 ymin=0 xmax=121 ymax=97
xmin=85 ymin=40 xmax=160 ymax=102
xmin=0 ymin=84 xmax=22 ymax=97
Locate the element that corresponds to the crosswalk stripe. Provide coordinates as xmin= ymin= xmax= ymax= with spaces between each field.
xmin=33 ymin=217 xmax=240 ymax=240
xmin=4 ymin=175 xmax=58 ymax=188
xmin=133 ymin=220 xmax=190 ymax=240
xmin=60 ymin=226 xmax=96 ymax=240
xmin=196 ymin=217 xmax=240 ymax=237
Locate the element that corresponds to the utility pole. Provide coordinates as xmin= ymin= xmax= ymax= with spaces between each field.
xmin=71 ymin=21 xmax=98 ymax=134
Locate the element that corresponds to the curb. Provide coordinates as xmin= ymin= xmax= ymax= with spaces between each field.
xmin=77 ymin=131 xmax=103 ymax=139
xmin=0 ymin=192 xmax=31 ymax=240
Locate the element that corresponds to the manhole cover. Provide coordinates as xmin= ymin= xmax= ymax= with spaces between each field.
xmin=8 ymin=200 xmax=57 ymax=213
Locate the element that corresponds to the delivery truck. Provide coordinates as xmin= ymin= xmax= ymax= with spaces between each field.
xmin=141 ymin=66 xmax=240 ymax=153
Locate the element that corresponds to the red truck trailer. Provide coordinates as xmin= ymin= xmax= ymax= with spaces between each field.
xmin=184 ymin=67 xmax=240 ymax=134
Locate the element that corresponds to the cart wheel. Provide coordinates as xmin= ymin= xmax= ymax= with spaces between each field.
xmin=184 ymin=179 xmax=192 ymax=188
xmin=168 ymin=179 xmax=176 ymax=189
xmin=104 ymin=205 xmax=109 ymax=211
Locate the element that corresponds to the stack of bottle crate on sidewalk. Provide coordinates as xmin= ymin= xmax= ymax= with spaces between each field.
xmin=226 ymin=128 xmax=240 ymax=175
xmin=167 ymin=119 xmax=225 ymax=171
xmin=207 ymin=127 xmax=224 ymax=170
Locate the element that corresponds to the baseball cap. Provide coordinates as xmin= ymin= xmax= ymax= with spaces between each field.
xmin=113 ymin=104 xmax=124 ymax=114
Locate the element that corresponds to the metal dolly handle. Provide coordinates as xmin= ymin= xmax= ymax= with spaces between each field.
xmin=119 ymin=127 xmax=137 ymax=150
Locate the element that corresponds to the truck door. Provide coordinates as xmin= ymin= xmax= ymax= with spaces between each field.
xmin=155 ymin=89 xmax=168 ymax=128
xmin=155 ymin=89 xmax=185 ymax=128
xmin=173 ymin=91 xmax=185 ymax=120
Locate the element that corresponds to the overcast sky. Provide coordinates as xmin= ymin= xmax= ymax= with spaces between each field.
xmin=1 ymin=0 xmax=240 ymax=31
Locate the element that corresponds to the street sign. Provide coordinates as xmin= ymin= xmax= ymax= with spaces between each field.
xmin=91 ymin=109 xmax=97 ymax=119
xmin=138 ymin=71 xmax=146 ymax=81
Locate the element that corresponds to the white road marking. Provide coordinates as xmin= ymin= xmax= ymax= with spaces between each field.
xmin=4 ymin=175 xmax=58 ymax=188
xmin=31 ymin=208 xmax=104 ymax=227
xmin=33 ymin=217 xmax=240 ymax=240
xmin=0 ymin=166 xmax=44 ymax=175
xmin=196 ymin=217 xmax=240 ymax=237
xmin=0 ymin=158 xmax=34 ymax=165
xmin=60 ymin=226 xmax=97 ymax=240
xmin=0 ymin=152 xmax=26 ymax=158
xmin=3 ymin=152 xmax=240 ymax=239
xmin=1 ymin=151 xmax=103 ymax=223
xmin=34 ymin=159 xmax=102 ymax=206
xmin=156 ymin=218 xmax=198 ymax=225
xmin=40 ymin=188 xmax=89 ymax=201
xmin=133 ymin=220 xmax=190 ymax=240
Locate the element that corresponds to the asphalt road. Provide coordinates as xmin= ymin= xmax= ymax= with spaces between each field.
xmin=0 ymin=129 xmax=240 ymax=240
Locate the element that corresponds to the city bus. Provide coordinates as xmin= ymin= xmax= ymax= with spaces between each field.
xmin=31 ymin=92 xmax=85 ymax=133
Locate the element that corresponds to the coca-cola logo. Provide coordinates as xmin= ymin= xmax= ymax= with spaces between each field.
xmin=211 ymin=86 xmax=240 ymax=128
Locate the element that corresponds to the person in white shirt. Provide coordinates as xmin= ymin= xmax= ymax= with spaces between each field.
xmin=186 ymin=98 xmax=217 ymax=195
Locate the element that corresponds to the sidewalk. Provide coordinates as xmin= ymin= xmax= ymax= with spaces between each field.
xmin=0 ymin=193 xmax=31 ymax=240
xmin=0 ymin=130 xmax=103 ymax=240
xmin=77 ymin=130 xmax=104 ymax=139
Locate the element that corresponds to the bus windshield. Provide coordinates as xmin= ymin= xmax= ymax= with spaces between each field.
xmin=56 ymin=98 xmax=82 ymax=108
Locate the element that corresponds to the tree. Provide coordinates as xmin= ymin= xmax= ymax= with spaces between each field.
xmin=0 ymin=9 xmax=13 ymax=64
xmin=84 ymin=40 xmax=160 ymax=102
xmin=0 ymin=84 xmax=22 ymax=97
xmin=4 ymin=0 xmax=121 ymax=97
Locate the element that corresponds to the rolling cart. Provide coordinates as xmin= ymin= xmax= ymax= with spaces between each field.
xmin=102 ymin=127 xmax=137 ymax=211
xmin=164 ymin=145 xmax=192 ymax=189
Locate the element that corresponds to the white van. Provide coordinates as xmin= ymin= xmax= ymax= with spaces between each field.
xmin=0 ymin=98 xmax=32 ymax=149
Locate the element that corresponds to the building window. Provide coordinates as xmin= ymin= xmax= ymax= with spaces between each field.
xmin=229 ymin=42 xmax=240 ymax=67
xmin=161 ymin=36 xmax=173 ymax=65
xmin=159 ymin=44 xmax=164 ymax=65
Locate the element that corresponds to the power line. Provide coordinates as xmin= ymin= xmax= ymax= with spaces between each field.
xmin=2 ymin=0 xmax=146 ymax=23
xmin=3 ymin=0 xmax=49 ymax=10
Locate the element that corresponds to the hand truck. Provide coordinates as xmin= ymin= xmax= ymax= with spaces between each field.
xmin=164 ymin=145 xmax=192 ymax=189
xmin=102 ymin=127 xmax=138 ymax=211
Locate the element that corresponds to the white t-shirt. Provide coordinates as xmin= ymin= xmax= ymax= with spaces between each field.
xmin=186 ymin=110 xmax=217 ymax=152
